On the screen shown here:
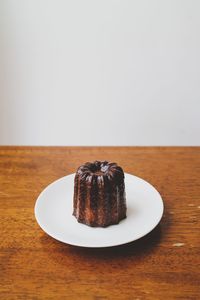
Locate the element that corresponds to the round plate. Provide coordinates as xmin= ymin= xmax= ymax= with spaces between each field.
xmin=34 ymin=173 xmax=164 ymax=248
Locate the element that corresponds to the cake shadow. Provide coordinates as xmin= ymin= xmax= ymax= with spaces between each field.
xmin=40 ymin=223 xmax=163 ymax=261
xmin=70 ymin=224 xmax=162 ymax=258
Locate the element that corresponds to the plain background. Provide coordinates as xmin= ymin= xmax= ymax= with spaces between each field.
xmin=0 ymin=0 xmax=200 ymax=146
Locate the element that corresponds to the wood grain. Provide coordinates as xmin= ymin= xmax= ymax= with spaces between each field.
xmin=0 ymin=147 xmax=199 ymax=300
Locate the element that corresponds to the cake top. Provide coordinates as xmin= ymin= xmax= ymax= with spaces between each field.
xmin=76 ymin=160 xmax=124 ymax=182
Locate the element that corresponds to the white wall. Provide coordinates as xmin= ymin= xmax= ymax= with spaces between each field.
xmin=0 ymin=0 xmax=200 ymax=145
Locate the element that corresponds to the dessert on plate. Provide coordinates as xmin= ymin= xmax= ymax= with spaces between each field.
xmin=73 ymin=160 xmax=126 ymax=227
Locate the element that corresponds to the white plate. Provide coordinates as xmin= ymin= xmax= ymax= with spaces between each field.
xmin=34 ymin=173 xmax=164 ymax=248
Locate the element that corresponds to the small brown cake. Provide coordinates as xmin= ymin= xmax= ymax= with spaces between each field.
xmin=73 ymin=161 xmax=126 ymax=227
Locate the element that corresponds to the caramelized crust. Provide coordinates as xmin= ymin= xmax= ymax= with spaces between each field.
xmin=73 ymin=161 xmax=126 ymax=227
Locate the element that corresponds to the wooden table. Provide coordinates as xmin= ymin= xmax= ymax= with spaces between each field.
xmin=0 ymin=147 xmax=199 ymax=300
